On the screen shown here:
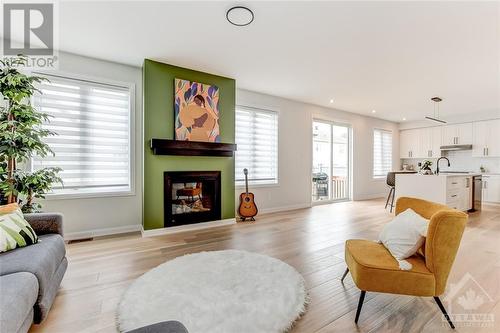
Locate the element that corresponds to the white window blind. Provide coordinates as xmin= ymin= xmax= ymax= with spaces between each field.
xmin=235 ymin=106 xmax=278 ymax=184
xmin=32 ymin=74 xmax=132 ymax=195
xmin=373 ymin=129 xmax=393 ymax=178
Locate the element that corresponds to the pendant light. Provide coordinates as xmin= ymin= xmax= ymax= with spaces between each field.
xmin=425 ymin=96 xmax=447 ymax=124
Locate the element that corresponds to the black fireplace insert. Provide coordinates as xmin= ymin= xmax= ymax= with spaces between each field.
xmin=164 ymin=171 xmax=221 ymax=227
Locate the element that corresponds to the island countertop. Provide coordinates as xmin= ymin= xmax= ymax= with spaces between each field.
xmin=394 ymin=173 xmax=474 ymax=211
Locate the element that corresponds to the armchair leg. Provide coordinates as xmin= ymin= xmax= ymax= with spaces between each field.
xmin=434 ymin=297 xmax=455 ymax=329
xmin=354 ymin=290 xmax=366 ymax=324
xmin=341 ymin=268 xmax=349 ymax=282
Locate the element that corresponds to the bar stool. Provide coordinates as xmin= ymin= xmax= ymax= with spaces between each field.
xmin=385 ymin=171 xmax=416 ymax=212
xmin=385 ymin=172 xmax=397 ymax=212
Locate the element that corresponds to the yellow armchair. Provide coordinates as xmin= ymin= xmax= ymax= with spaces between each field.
xmin=341 ymin=197 xmax=467 ymax=329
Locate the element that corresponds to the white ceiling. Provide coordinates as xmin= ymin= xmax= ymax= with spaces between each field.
xmin=57 ymin=1 xmax=499 ymax=123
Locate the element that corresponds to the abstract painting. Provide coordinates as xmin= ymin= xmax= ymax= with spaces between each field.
xmin=174 ymin=78 xmax=220 ymax=142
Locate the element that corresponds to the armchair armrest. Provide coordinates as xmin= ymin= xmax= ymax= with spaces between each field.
xmin=24 ymin=213 xmax=64 ymax=236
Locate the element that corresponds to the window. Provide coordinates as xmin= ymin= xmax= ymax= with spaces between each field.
xmin=235 ymin=106 xmax=278 ymax=185
xmin=32 ymin=74 xmax=132 ymax=196
xmin=373 ymin=129 xmax=393 ymax=178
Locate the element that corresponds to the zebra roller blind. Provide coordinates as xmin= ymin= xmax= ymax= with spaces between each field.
xmin=32 ymin=74 xmax=132 ymax=194
xmin=235 ymin=106 xmax=278 ymax=184
xmin=373 ymin=129 xmax=393 ymax=178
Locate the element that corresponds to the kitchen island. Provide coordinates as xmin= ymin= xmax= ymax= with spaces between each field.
xmin=395 ymin=173 xmax=478 ymax=211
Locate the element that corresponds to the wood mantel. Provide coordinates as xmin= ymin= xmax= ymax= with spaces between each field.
xmin=150 ymin=139 xmax=237 ymax=157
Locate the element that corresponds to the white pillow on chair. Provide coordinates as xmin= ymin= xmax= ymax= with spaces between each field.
xmin=378 ymin=208 xmax=428 ymax=270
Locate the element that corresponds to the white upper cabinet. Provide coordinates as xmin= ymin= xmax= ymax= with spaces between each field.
xmin=473 ymin=119 xmax=500 ymax=157
xmin=400 ymin=120 xmax=499 ymax=160
xmin=442 ymin=123 xmax=473 ymax=145
xmin=419 ymin=127 xmax=442 ymax=158
xmin=400 ymin=129 xmax=420 ymax=158
xmin=400 ymin=127 xmax=442 ymax=159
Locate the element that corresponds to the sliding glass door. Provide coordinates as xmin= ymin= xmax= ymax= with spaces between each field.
xmin=312 ymin=121 xmax=351 ymax=202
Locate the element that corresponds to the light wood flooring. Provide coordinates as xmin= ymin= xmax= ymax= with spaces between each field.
xmin=30 ymin=199 xmax=500 ymax=333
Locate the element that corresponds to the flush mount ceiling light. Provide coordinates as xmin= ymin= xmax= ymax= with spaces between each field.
xmin=226 ymin=6 xmax=254 ymax=26
xmin=329 ymin=99 xmax=334 ymax=104
xmin=425 ymin=96 xmax=447 ymax=124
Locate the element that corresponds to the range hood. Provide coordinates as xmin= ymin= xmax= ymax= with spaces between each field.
xmin=440 ymin=144 xmax=473 ymax=151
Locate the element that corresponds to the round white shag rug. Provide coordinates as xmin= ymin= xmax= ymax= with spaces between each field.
xmin=117 ymin=250 xmax=307 ymax=333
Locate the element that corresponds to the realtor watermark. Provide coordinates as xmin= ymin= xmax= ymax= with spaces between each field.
xmin=443 ymin=272 xmax=495 ymax=328
xmin=1 ymin=1 xmax=58 ymax=69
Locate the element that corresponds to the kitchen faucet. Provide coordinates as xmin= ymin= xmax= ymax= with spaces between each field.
xmin=436 ymin=156 xmax=450 ymax=175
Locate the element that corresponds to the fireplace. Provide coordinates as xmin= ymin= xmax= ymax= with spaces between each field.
xmin=164 ymin=171 xmax=221 ymax=227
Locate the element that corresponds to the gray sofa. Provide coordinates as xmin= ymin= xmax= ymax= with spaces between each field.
xmin=0 ymin=213 xmax=67 ymax=333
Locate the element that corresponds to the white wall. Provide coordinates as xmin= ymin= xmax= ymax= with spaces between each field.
xmin=35 ymin=55 xmax=399 ymax=237
xmin=236 ymin=89 xmax=400 ymax=213
xmin=39 ymin=52 xmax=143 ymax=239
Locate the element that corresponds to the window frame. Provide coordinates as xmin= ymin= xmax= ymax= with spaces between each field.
xmin=372 ymin=128 xmax=393 ymax=180
xmin=30 ymin=71 xmax=136 ymax=200
xmin=235 ymin=104 xmax=279 ymax=187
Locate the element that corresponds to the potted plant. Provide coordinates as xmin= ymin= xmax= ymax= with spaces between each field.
xmin=420 ymin=160 xmax=433 ymax=175
xmin=0 ymin=56 xmax=61 ymax=211
xmin=14 ymin=168 xmax=62 ymax=213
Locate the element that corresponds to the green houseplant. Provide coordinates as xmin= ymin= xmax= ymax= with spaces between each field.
xmin=0 ymin=56 xmax=61 ymax=212
xmin=14 ymin=168 xmax=62 ymax=213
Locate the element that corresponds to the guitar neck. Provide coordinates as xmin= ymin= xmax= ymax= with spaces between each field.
xmin=245 ymin=174 xmax=249 ymax=194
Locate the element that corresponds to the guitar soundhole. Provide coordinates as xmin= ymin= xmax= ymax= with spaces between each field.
xmin=244 ymin=197 xmax=250 ymax=202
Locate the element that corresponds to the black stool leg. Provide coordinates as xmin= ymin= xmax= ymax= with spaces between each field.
xmin=434 ymin=297 xmax=455 ymax=329
xmin=390 ymin=187 xmax=396 ymax=213
xmin=385 ymin=187 xmax=392 ymax=209
xmin=355 ymin=290 xmax=366 ymax=324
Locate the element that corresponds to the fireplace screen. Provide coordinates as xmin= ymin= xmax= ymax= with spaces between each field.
xmin=164 ymin=171 xmax=221 ymax=227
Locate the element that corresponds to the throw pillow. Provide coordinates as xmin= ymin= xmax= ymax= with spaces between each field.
xmin=378 ymin=208 xmax=428 ymax=270
xmin=0 ymin=205 xmax=38 ymax=252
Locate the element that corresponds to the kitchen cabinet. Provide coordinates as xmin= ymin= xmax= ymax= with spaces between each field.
xmin=483 ymin=175 xmax=500 ymax=203
xmin=446 ymin=176 xmax=472 ymax=211
xmin=399 ymin=129 xmax=420 ymax=158
xmin=419 ymin=126 xmax=442 ymax=158
xmin=395 ymin=174 xmax=473 ymax=211
xmin=442 ymin=123 xmax=473 ymax=146
xmin=400 ymin=127 xmax=442 ymax=159
xmin=473 ymin=120 xmax=500 ymax=157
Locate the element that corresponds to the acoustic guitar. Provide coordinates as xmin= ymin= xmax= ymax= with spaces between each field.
xmin=238 ymin=168 xmax=258 ymax=221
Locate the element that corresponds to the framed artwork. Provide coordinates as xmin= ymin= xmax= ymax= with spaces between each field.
xmin=174 ymin=78 xmax=220 ymax=142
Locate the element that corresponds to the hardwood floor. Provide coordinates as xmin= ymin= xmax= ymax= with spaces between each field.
xmin=30 ymin=199 xmax=500 ymax=333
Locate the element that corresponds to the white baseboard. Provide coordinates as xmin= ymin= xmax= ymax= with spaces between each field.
xmin=258 ymin=203 xmax=311 ymax=214
xmin=141 ymin=218 xmax=236 ymax=237
xmin=64 ymin=224 xmax=142 ymax=241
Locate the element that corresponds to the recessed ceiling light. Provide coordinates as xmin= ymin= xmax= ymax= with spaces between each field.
xmin=372 ymin=110 xmax=376 ymax=113
xmin=226 ymin=6 xmax=254 ymax=26
xmin=329 ymin=99 xmax=334 ymax=104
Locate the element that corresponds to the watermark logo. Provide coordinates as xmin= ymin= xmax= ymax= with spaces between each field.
xmin=443 ymin=272 xmax=495 ymax=328
xmin=2 ymin=1 xmax=58 ymax=68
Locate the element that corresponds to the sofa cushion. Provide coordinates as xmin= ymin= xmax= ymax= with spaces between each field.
xmin=0 ymin=234 xmax=65 ymax=300
xmin=0 ymin=272 xmax=38 ymax=333
xmin=345 ymin=239 xmax=436 ymax=296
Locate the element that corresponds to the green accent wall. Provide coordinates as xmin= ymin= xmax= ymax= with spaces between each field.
xmin=143 ymin=59 xmax=235 ymax=230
